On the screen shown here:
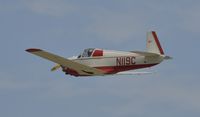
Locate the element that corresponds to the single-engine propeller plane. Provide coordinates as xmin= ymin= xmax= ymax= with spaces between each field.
xmin=26 ymin=31 xmax=172 ymax=77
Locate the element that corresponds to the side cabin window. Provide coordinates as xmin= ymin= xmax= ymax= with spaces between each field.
xmin=78 ymin=48 xmax=103 ymax=58
xmin=81 ymin=48 xmax=95 ymax=58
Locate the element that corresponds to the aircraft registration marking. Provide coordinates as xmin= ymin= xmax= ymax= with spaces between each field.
xmin=116 ymin=56 xmax=136 ymax=66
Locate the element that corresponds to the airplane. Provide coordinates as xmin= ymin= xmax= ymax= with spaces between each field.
xmin=26 ymin=31 xmax=172 ymax=77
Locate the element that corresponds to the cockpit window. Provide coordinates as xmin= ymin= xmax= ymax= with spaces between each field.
xmin=81 ymin=48 xmax=95 ymax=57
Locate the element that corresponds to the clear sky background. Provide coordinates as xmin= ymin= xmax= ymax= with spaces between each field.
xmin=0 ymin=0 xmax=200 ymax=117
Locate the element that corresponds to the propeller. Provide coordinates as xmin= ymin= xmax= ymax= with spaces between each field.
xmin=51 ymin=64 xmax=61 ymax=71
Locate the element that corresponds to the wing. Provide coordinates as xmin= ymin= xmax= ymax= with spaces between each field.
xmin=26 ymin=48 xmax=105 ymax=76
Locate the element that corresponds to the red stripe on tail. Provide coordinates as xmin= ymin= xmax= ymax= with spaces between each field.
xmin=152 ymin=32 xmax=164 ymax=55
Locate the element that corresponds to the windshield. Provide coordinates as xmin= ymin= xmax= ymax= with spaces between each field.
xmin=81 ymin=48 xmax=94 ymax=57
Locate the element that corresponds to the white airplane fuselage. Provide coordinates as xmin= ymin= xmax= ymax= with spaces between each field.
xmin=62 ymin=49 xmax=164 ymax=76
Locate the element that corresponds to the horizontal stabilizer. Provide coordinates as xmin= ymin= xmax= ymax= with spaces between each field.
xmin=130 ymin=51 xmax=160 ymax=56
xmin=164 ymin=56 xmax=173 ymax=60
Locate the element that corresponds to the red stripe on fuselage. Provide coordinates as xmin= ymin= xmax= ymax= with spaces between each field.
xmin=63 ymin=63 xmax=158 ymax=76
xmin=152 ymin=32 xmax=164 ymax=55
xmin=95 ymin=63 xmax=158 ymax=74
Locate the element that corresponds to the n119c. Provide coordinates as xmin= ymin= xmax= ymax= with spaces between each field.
xmin=116 ymin=56 xmax=136 ymax=66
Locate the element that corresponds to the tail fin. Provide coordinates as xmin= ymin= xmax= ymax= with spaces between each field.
xmin=146 ymin=31 xmax=164 ymax=55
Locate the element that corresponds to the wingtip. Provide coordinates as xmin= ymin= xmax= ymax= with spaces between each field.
xmin=26 ymin=48 xmax=42 ymax=52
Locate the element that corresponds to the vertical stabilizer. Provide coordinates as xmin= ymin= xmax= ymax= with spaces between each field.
xmin=146 ymin=31 xmax=164 ymax=55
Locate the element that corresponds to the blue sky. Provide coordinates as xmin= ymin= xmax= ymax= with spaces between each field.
xmin=0 ymin=0 xmax=200 ymax=117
